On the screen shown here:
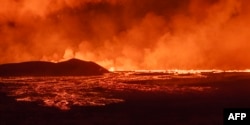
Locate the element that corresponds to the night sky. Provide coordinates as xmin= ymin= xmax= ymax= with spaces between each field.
xmin=0 ymin=0 xmax=250 ymax=70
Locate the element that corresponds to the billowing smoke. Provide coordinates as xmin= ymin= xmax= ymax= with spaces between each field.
xmin=0 ymin=0 xmax=250 ymax=70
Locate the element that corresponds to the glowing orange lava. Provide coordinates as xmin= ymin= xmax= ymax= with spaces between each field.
xmin=0 ymin=70 xmax=225 ymax=110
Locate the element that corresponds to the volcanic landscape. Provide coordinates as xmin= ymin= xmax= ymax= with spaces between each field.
xmin=1 ymin=60 xmax=250 ymax=125
xmin=1 ymin=0 xmax=250 ymax=125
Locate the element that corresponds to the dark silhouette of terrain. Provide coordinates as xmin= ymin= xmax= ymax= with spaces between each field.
xmin=0 ymin=59 xmax=109 ymax=76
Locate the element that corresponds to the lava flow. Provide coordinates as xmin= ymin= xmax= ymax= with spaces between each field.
xmin=0 ymin=71 xmax=218 ymax=110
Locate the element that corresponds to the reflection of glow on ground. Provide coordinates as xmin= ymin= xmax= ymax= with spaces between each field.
xmin=1 ymin=70 xmax=243 ymax=110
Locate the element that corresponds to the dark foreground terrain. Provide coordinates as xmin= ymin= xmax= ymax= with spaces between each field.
xmin=0 ymin=59 xmax=109 ymax=76
xmin=1 ymin=72 xmax=250 ymax=125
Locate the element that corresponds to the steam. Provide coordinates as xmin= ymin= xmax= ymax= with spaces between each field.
xmin=0 ymin=0 xmax=250 ymax=70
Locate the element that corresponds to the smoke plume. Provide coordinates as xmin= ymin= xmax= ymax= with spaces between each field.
xmin=1 ymin=0 xmax=250 ymax=70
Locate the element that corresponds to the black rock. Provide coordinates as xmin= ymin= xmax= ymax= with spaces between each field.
xmin=0 ymin=59 xmax=109 ymax=76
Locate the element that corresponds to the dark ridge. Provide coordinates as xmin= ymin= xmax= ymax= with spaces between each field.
xmin=0 ymin=58 xmax=109 ymax=76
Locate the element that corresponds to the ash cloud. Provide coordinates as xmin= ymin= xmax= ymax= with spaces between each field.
xmin=0 ymin=0 xmax=250 ymax=70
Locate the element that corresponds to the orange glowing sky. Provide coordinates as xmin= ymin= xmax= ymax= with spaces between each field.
xmin=0 ymin=0 xmax=250 ymax=70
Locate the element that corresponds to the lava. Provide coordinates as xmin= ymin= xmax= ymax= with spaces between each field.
xmin=0 ymin=71 xmax=218 ymax=110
